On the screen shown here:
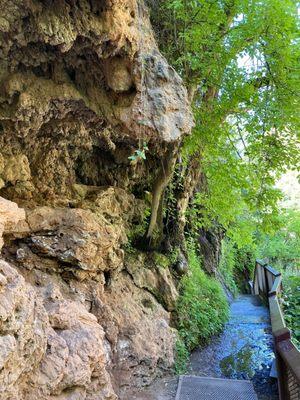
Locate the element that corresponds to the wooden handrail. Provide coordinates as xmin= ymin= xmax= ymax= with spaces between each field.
xmin=277 ymin=338 xmax=300 ymax=384
xmin=269 ymin=295 xmax=286 ymax=332
xmin=252 ymin=260 xmax=300 ymax=400
xmin=269 ymin=275 xmax=282 ymax=297
xmin=265 ymin=264 xmax=281 ymax=277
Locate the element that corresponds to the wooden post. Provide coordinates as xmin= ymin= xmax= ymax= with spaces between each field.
xmin=264 ymin=267 xmax=269 ymax=298
xmin=274 ymin=328 xmax=292 ymax=400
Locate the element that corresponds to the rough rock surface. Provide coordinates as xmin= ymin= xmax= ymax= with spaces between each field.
xmin=198 ymin=227 xmax=224 ymax=275
xmin=0 ymin=195 xmax=177 ymax=399
xmin=0 ymin=0 xmax=192 ymax=398
xmin=0 ymin=261 xmax=116 ymax=400
xmin=0 ymin=197 xmax=26 ymax=249
xmin=99 ymin=272 xmax=176 ymax=394
xmin=0 ymin=0 xmax=192 ymax=204
xmin=125 ymin=252 xmax=178 ymax=311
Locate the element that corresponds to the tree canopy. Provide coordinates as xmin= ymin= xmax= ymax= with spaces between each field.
xmin=150 ymin=0 xmax=300 ymax=247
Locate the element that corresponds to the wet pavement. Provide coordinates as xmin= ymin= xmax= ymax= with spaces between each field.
xmin=188 ymin=295 xmax=278 ymax=400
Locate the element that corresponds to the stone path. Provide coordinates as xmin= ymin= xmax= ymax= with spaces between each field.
xmin=127 ymin=295 xmax=278 ymax=400
xmin=188 ymin=295 xmax=278 ymax=400
xmin=123 ymin=376 xmax=178 ymax=400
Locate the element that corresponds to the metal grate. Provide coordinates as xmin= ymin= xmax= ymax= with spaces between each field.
xmin=175 ymin=375 xmax=258 ymax=400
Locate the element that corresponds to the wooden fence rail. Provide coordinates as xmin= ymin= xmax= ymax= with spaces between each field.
xmin=251 ymin=260 xmax=300 ymax=400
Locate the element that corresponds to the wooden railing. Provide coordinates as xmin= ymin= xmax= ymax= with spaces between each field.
xmin=251 ymin=260 xmax=300 ymax=400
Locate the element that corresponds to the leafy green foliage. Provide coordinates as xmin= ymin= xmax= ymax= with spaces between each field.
xmin=150 ymin=0 xmax=299 ymax=248
xmin=256 ymin=209 xmax=299 ymax=347
xmin=219 ymin=238 xmax=257 ymax=294
xmin=282 ymin=275 xmax=300 ymax=348
xmin=148 ymin=0 xmax=300 ymax=368
xmin=219 ymin=239 xmax=239 ymax=296
xmin=174 ymin=337 xmax=189 ymax=374
xmin=256 ymin=208 xmax=300 ymax=270
xmin=128 ymin=142 xmax=149 ymax=162
xmin=175 ymin=240 xmax=229 ymax=362
xmin=123 ymin=206 xmax=151 ymax=252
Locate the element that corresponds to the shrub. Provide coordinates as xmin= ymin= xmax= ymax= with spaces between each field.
xmin=175 ymin=240 xmax=229 ymax=370
xmin=282 ymin=275 xmax=300 ymax=348
xmin=219 ymin=239 xmax=239 ymax=296
xmin=174 ymin=337 xmax=189 ymax=374
xmin=219 ymin=238 xmax=257 ymax=295
xmin=256 ymin=209 xmax=300 ymax=271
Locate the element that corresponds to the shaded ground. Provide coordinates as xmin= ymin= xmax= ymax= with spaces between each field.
xmin=122 ymin=376 xmax=177 ymax=400
xmin=188 ymin=295 xmax=278 ymax=400
xmin=124 ymin=295 xmax=278 ymax=400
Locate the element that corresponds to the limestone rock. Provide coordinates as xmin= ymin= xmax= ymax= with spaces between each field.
xmin=0 ymin=196 xmax=26 ymax=249
xmin=31 ymin=285 xmax=117 ymax=400
xmin=103 ymin=57 xmax=134 ymax=93
xmin=0 ymin=194 xmax=178 ymax=398
xmin=126 ymin=253 xmax=178 ymax=311
xmin=0 ymin=0 xmax=193 ymax=202
xmin=0 ymin=189 xmax=177 ymax=397
xmin=26 ymin=206 xmax=124 ymax=276
xmin=0 ymin=260 xmax=48 ymax=399
xmin=0 ymin=0 xmax=193 ymax=397
xmin=21 ymin=186 xmax=142 ymax=278
xmin=0 ymin=196 xmax=118 ymax=398
xmin=97 ymin=272 xmax=176 ymax=393
xmin=0 ymin=154 xmax=31 ymax=184
xmin=198 ymin=227 xmax=224 ymax=274
xmin=0 ymin=260 xmax=117 ymax=400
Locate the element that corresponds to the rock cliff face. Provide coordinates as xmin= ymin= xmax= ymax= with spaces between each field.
xmin=0 ymin=0 xmax=192 ymax=204
xmin=0 ymin=1 xmax=192 ymax=399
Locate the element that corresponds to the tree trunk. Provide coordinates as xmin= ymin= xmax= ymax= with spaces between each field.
xmin=146 ymin=143 xmax=178 ymax=241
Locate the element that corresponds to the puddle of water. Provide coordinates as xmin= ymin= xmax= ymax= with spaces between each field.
xmin=219 ymin=322 xmax=275 ymax=380
xmin=220 ymin=344 xmax=258 ymax=379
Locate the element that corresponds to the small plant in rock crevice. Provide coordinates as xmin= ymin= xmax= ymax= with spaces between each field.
xmin=123 ymin=206 xmax=152 ymax=251
xmin=128 ymin=142 xmax=149 ymax=163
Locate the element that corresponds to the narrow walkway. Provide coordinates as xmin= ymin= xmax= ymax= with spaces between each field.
xmin=176 ymin=376 xmax=258 ymax=400
xmin=184 ymin=295 xmax=278 ymax=400
xmin=127 ymin=295 xmax=278 ymax=399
